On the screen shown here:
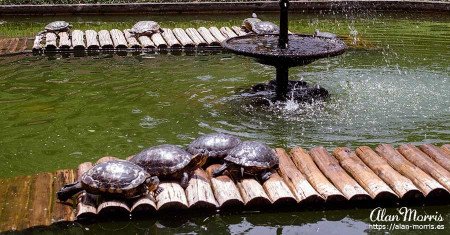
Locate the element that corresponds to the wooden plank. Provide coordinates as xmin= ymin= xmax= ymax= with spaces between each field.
xmin=332 ymin=147 xmax=398 ymax=200
xmin=24 ymin=173 xmax=53 ymax=229
xmin=205 ymin=164 xmax=244 ymax=209
xmin=123 ymin=29 xmax=142 ymax=49
xmin=7 ymin=38 xmax=19 ymax=53
xmin=398 ymin=144 xmax=450 ymax=191
xmin=98 ymin=30 xmax=114 ymax=49
xmin=173 ymin=28 xmax=195 ymax=47
xmin=232 ymin=26 xmax=248 ymax=36
xmin=110 ymin=29 xmax=128 ymax=49
xmin=355 ymin=146 xmax=423 ymax=200
xmin=0 ymin=176 xmax=31 ymax=232
xmin=420 ymin=144 xmax=450 ymax=172
xmin=209 ymin=27 xmax=227 ymax=43
xmin=71 ymin=30 xmax=85 ymax=50
xmin=185 ymin=168 xmax=218 ymax=210
xmin=441 ymin=144 xmax=450 ymax=156
xmin=0 ymin=38 xmax=11 ymax=53
xmin=197 ymin=27 xmax=220 ymax=46
xmin=274 ymin=148 xmax=324 ymax=205
xmin=375 ymin=144 xmax=448 ymax=198
xmin=75 ymin=162 xmax=97 ymax=220
xmin=138 ymin=36 xmax=155 ymax=48
xmin=161 ymin=28 xmax=182 ymax=48
xmin=45 ymin=33 xmax=57 ymax=50
xmin=290 ymin=147 xmax=346 ymax=203
xmin=20 ymin=38 xmax=28 ymax=52
xmin=50 ymin=169 xmax=75 ymax=223
xmin=0 ymin=178 xmax=11 ymax=220
xmin=150 ymin=33 xmax=167 ymax=48
xmin=95 ymin=157 xmax=130 ymax=217
xmin=85 ymin=30 xmax=100 ymax=50
xmin=185 ymin=28 xmax=208 ymax=47
xmin=155 ymin=182 xmax=188 ymax=211
xmin=262 ymin=171 xmax=297 ymax=206
xmin=130 ymin=194 xmax=156 ymax=216
xmin=309 ymin=147 xmax=370 ymax=201
xmin=32 ymin=35 xmax=43 ymax=51
xmin=58 ymin=32 xmax=71 ymax=50
xmin=220 ymin=27 xmax=238 ymax=39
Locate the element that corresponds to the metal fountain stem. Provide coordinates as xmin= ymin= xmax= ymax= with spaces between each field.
xmin=276 ymin=0 xmax=290 ymax=100
xmin=279 ymin=0 xmax=290 ymax=49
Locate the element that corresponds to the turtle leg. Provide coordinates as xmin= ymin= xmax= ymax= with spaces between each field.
xmin=180 ymin=172 xmax=190 ymax=189
xmin=211 ymin=162 xmax=229 ymax=177
xmin=56 ymin=181 xmax=83 ymax=202
xmin=153 ymin=185 xmax=164 ymax=197
xmin=260 ymin=170 xmax=273 ymax=183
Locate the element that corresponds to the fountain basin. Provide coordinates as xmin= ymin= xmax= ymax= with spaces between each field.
xmin=223 ymin=34 xmax=346 ymax=67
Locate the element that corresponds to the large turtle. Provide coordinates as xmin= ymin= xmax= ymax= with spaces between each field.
xmin=130 ymin=144 xmax=208 ymax=189
xmin=56 ymin=160 xmax=162 ymax=202
xmin=242 ymin=13 xmax=279 ymax=34
xmin=186 ymin=133 xmax=242 ymax=159
xmin=211 ymin=141 xmax=279 ymax=182
xmin=129 ymin=21 xmax=164 ymax=37
xmin=37 ymin=21 xmax=73 ymax=36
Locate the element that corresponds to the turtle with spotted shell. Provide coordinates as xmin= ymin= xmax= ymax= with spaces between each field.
xmin=130 ymin=144 xmax=208 ymax=189
xmin=186 ymin=132 xmax=242 ymax=159
xmin=37 ymin=21 xmax=73 ymax=36
xmin=211 ymin=141 xmax=279 ymax=182
xmin=56 ymin=160 xmax=162 ymax=202
xmin=129 ymin=21 xmax=164 ymax=37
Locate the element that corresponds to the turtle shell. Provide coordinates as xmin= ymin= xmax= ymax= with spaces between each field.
xmin=130 ymin=144 xmax=191 ymax=176
xmin=81 ymin=160 xmax=149 ymax=195
xmin=242 ymin=18 xmax=262 ymax=32
xmin=130 ymin=21 xmax=161 ymax=35
xmin=186 ymin=133 xmax=242 ymax=158
xmin=252 ymin=22 xmax=279 ymax=34
xmin=225 ymin=141 xmax=278 ymax=168
xmin=45 ymin=21 xmax=71 ymax=31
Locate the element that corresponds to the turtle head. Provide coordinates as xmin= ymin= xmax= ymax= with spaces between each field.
xmin=145 ymin=176 xmax=160 ymax=192
xmin=69 ymin=24 xmax=73 ymax=29
xmin=186 ymin=151 xmax=208 ymax=172
xmin=314 ymin=29 xmax=319 ymax=36
xmin=252 ymin=13 xmax=258 ymax=18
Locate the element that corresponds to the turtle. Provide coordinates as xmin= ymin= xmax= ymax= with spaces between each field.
xmin=242 ymin=13 xmax=262 ymax=32
xmin=56 ymin=160 xmax=162 ymax=202
xmin=37 ymin=21 xmax=73 ymax=36
xmin=211 ymin=141 xmax=279 ymax=182
xmin=314 ymin=29 xmax=338 ymax=39
xmin=129 ymin=21 xmax=164 ymax=37
xmin=186 ymin=133 xmax=242 ymax=158
xmin=130 ymin=144 xmax=208 ymax=189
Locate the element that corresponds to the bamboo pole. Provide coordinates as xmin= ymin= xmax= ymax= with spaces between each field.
xmin=355 ymin=146 xmax=423 ymax=200
xmin=289 ymin=147 xmax=346 ymax=203
xmin=375 ymin=144 xmax=448 ymax=198
xmin=332 ymin=147 xmax=398 ymax=200
xmin=398 ymin=144 xmax=450 ymax=191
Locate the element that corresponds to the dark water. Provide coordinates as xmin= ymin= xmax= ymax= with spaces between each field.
xmin=0 ymin=11 xmax=449 ymax=234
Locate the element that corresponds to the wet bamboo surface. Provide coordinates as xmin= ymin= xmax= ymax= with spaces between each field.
xmin=0 ymin=143 xmax=449 ymax=232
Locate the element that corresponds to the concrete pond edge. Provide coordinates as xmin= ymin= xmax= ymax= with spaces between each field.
xmin=0 ymin=1 xmax=449 ymax=15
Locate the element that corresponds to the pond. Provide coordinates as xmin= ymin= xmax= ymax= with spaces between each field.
xmin=0 ymin=11 xmax=449 ymax=234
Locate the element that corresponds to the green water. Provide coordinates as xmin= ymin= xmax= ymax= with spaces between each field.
xmin=0 ymin=11 xmax=449 ymax=234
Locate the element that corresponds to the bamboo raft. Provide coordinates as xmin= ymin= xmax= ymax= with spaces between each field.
xmin=0 ymin=25 xmax=374 ymax=57
xmin=0 ymin=143 xmax=449 ymax=232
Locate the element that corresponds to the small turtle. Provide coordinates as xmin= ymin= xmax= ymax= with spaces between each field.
xmin=242 ymin=13 xmax=262 ymax=32
xmin=252 ymin=22 xmax=280 ymax=34
xmin=129 ymin=21 xmax=164 ymax=37
xmin=130 ymin=144 xmax=208 ymax=189
xmin=186 ymin=133 xmax=242 ymax=158
xmin=37 ymin=21 xmax=73 ymax=36
xmin=56 ymin=160 xmax=162 ymax=202
xmin=314 ymin=29 xmax=338 ymax=39
xmin=211 ymin=141 xmax=279 ymax=182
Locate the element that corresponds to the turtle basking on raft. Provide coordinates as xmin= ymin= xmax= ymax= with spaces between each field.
xmin=242 ymin=13 xmax=280 ymax=35
xmin=211 ymin=140 xmax=279 ymax=182
xmin=37 ymin=21 xmax=73 ymax=36
xmin=186 ymin=132 xmax=242 ymax=159
xmin=130 ymin=144 xmax=208 ymax=189
xmin=129 ymin=21 xmax=164 ymax=37
xmin=57 ymin=160 xmax=162 ymax=202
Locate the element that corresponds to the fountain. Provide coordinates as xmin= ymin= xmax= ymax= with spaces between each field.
xmin=222 ymin=0 xmax=346 ymax=101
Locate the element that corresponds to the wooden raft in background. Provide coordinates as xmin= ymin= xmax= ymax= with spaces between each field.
xmin=0 ymin=143 xmax=449 ymax=232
